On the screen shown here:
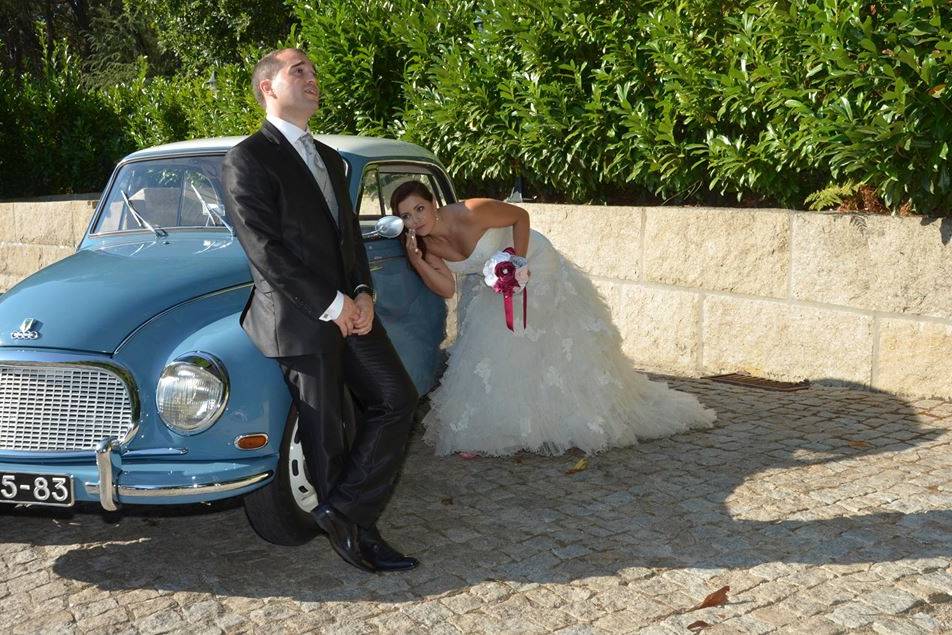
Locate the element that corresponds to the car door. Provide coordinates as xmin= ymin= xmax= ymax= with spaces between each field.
xmin=358 ymin=163 xmax=453 ymax=395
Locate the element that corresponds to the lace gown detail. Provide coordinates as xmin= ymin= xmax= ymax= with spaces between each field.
xmin=423 ymin=227 xmax=716 ymax=456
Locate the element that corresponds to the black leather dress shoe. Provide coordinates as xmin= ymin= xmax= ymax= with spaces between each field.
xmin=311 ymin=504 xmax=376 ymax=573
xmin=359 ymin=525 xmax=419 ymax=571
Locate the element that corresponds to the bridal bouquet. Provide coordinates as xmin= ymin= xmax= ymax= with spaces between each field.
xmin=483 ymin=248 xmax=529 ymax=332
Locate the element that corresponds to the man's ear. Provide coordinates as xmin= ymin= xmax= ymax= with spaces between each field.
xmin=259 ymin=79 xmax=274 ymax=100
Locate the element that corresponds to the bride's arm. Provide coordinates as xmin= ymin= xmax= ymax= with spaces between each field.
xmin=405 ymin=233 xmax=456 ymax=298
xmin=466 ymin=199 xmax=530 ymax=257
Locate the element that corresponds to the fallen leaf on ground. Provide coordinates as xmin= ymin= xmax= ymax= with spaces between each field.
xmin=693 ymin=586 xmax=730 ymax=610
xmin=440 ymin=497 xmax=454 ymax=505
xmin=688 ymin=621 xmax=712 ymax=632
xmin=848 ymin=439 xmax=872 ymax=448
xmin=565 ymin=457 xmax=589 ymax=475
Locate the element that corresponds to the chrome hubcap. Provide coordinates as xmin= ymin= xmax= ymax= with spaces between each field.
xmin=287 ymin=418 xmax=318 ymax=512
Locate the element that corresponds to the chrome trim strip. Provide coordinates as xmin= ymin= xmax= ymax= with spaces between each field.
xmin=88 ymin=226 xmax=233 ymax=238
xmin=0 ymin=446 xmax=187 ymax=461
xmin=0 ymin=449 xmax=95 ymax=460
xmin=114 ymin=282 xmax=253 ymax=354
xmin=375 ymin=159 xmax=452 ymax=175
xmin=366 ymin=255 xmax=407 ymax=264
xmin=123 ymin=447 xmax=188 ymax=457
xmin=84 ymin=470 xmax=272 ymax=499
xmin=95 ymin=438 xmax=119 ymax=511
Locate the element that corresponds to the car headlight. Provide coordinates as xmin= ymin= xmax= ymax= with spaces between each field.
xmin=156 ymin=353 xmax=229 ymax=435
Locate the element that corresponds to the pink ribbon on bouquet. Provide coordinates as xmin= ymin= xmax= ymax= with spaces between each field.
xmin=492 ymin=248 xmax=527 ymax=332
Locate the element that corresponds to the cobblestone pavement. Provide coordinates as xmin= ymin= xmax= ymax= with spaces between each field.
xmin=1 ymin=377 xmax=951 ymax=634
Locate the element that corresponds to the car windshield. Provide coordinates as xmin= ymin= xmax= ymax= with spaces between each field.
xmin=94 ymin=155 xmax=231 ymax=235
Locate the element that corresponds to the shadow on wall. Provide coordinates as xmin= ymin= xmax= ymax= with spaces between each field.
xmin=0 ymin=378 xmax=948 ymax=603
xmin=920 ymin=215 xmax=952 ymax=246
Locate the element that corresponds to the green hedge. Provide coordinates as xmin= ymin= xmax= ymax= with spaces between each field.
xmin=299 ymin=0 xmax=952 ymax=212
xmin=3 ymin=0 xmax=951 ymax=214
xmin=0 ymin=45 xmax=263 ymax=199
xmin=0 ymin=52 xmax=134 ymax=198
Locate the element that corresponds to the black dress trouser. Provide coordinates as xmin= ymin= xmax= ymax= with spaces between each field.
xmin=277 ymin=317 xmax=417 ymax=528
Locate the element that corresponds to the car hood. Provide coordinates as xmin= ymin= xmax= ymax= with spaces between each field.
xmin=0 ymin=236 xmax=251 ymax=354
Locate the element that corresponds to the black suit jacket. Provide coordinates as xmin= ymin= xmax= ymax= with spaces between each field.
xmin=222 ymin=120 xmax=373 ymax=357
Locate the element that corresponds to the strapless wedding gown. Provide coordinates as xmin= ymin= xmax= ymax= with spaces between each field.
xmin=422 ymin=227 xmax=716 ymax=456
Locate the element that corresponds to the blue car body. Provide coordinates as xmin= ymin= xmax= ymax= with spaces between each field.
xmin=0 ymin=135 xmax=450 ymax=519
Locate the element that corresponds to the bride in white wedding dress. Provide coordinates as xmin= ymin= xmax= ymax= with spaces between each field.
xmin=391 ymin=181 xmax=715 ymax=456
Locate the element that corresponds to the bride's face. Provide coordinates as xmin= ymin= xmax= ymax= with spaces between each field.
xmin=396 ymin=193 xmax=438 ymax=236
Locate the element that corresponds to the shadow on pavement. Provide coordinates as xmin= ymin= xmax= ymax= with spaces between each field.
xmin=2 ymin=380 xmax=950 ymax=603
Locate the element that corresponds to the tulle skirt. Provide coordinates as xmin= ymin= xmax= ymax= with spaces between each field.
xmin=422 ymin=232 xmax=716 ymax=456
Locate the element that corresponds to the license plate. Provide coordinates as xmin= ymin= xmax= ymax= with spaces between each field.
xmin=0 ymin=472 xmax=73 ymax=507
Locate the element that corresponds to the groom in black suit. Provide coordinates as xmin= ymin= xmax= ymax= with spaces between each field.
xmin=222 ymin=48 xmax=418 ymax=572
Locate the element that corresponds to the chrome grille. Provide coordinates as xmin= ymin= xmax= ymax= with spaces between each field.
xmin=0 ymin=364 xmax=135 ymax=451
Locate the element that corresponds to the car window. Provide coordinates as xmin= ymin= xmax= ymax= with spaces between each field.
xmin=181 ymin=171 xmax=226 ymax=226
xmin=379 ymin=171 xmax=445 ymax=215
xmin=94 ymin=156 xmax=229 ymax=234
xmin=357 ymin=168 xmax=384 ymax=218
xmin=358 ymin=165 xmax=447 ymax=224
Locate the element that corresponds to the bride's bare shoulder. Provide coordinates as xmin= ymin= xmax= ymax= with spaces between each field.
xmin=443 ymin=200 xmax=480 ymax=224
xmin=462 ymin=198 xmax=502 ymax=212
xmin=459 ymin=198 xmax=513 ymax=225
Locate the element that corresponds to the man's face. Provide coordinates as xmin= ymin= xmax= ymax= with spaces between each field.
xmin=263 ymin=50 xmax=320 ymax=119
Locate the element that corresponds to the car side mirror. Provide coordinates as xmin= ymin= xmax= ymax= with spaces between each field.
xmin=362 ymin=215 xmax=404 ymax=239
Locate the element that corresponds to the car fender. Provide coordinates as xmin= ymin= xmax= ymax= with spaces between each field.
xmin=113 ymin=285 xmax=290 ymax=462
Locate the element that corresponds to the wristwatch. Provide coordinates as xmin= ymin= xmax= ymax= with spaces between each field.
xmin=354 ymin=284 xmax=375 ymax=302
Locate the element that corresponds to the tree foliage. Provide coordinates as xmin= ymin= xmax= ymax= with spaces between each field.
xmin=0 ymin=43 xmax=134 ymax=197
xmin=299 ymin=0 xmax=952 ymax=212
xmin=0 ymin=0 xmax=95 ymax=76
xmin=2 ymin=0 xmax=950 ymax=214
xmin=133 ymin=0 xmax=296 ymax=74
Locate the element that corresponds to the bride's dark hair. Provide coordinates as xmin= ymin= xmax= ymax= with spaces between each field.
xmin=389 ymin=180 xmax=435 ymax=216
xmin=390 ymin=180 xmax=436 ymax=260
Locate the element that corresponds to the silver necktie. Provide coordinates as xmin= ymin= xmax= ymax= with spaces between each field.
xmin=298 ymin=133 xmax=339 ymax=225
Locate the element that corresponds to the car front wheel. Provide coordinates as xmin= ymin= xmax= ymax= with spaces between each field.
xmin=243 ymin=407 xmax=321 ymax=546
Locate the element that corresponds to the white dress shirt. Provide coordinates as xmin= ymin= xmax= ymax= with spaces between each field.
xmin=265 ymin=114 xmax=344 ymax=322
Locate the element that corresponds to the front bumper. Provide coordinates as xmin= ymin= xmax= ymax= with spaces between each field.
xmin=87 ymin=438 xmax=273 ymax=510
xmin=0 ymin=437 xmax=275 ymax=509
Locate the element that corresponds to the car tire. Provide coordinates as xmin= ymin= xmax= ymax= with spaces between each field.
xmin=243 ymin=407 xmax=321 ymax=546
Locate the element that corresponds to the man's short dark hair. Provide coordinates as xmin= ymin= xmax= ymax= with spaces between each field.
xmin=251 ymin=47 xmax=308 ymax=108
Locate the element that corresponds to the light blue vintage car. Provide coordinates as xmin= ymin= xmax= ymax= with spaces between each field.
xmin=0 ymin=136 xmax=451 ymax=545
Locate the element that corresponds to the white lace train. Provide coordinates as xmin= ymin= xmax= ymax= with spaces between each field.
xmin=423 ymin=227 xmax=716 ymax=456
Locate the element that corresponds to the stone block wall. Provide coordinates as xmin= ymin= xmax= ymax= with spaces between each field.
xmin=528 ymin=204 xmax=952 ymax=401
xmin=0 ymin=196 xmax=948 ymax=401
xmin=0 ymin=196 xmax=97 ymax=292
